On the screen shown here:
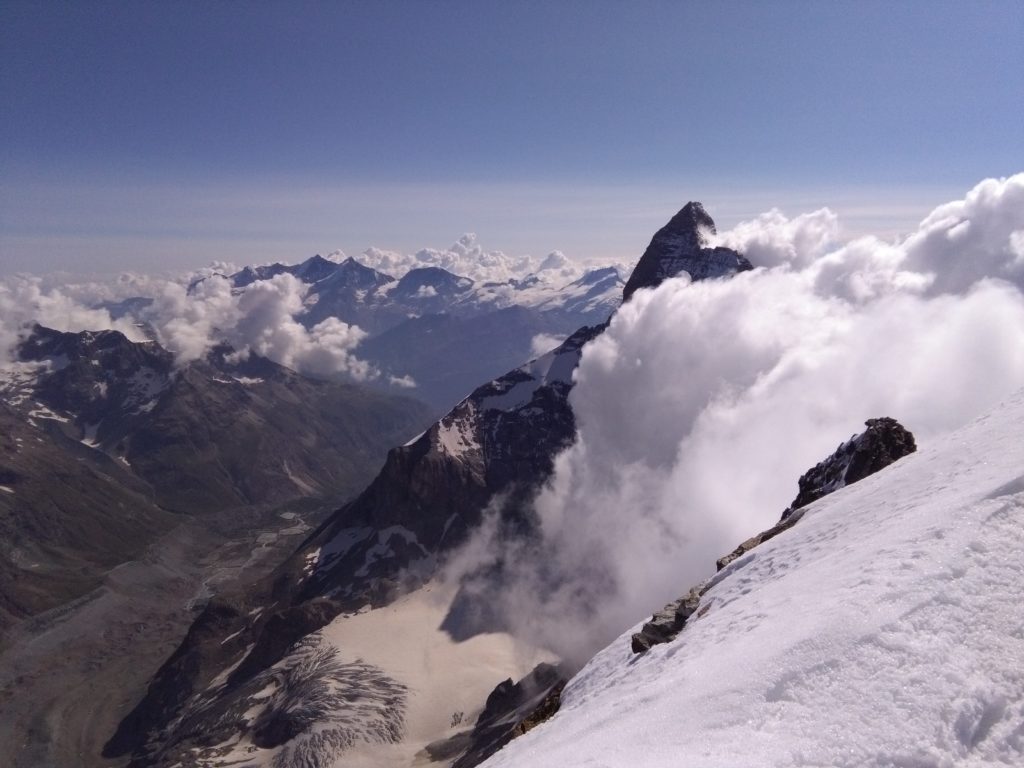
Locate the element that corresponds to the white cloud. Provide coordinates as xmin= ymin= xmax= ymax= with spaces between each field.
xmin=712 ymin=207 xmax=839 ymax=269
xmin=0 ymin=276 xmax=146 ymax=364
xmin=142 ymin=273 xmax=375 ymax=380
xmin=388 ymin=373 xmax=417 ymax=388
xmin=530 ymin=333 xmax=567 ymax=358
xmin=442 ymin=172 xmax=1024 ymax=665
xmin=0 ymin=266 xmax=377 ymax=382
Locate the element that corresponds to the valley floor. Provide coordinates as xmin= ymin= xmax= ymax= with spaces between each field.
xmin=0 ymin=502 xmax=326 ymax=768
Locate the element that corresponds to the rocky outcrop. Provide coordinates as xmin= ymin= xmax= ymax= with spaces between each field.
xmin=290 ymin=323 xmax=604 ymax=609
xmin=634 ymin=418 xmax=917 ymax=653
xmin=622 ymin=202 xmax=752 ymax=301
xmin=715 ymin=509 xmax=808 ymax=573
xmin=781 ymin=417 xmax=917 ymax=519
xmin=427 ymin=662 xmax=567 ymax=768
xmin=630 ymin=584 xmax=707 ymax=654
xmin=719 ymin=418 xmax=917 ymax=569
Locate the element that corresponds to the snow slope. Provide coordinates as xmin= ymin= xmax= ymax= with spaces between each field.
xmin=485 ymin=389 xmax=1024 ymax=768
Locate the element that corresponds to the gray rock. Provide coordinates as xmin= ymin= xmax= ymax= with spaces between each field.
xmin=630 ymin=583 xmax=706 ymax=653
xmin=622 ymin=202 xmax=752 ymax=301
xmin=782 ymin=417 xmax=917 ymax=519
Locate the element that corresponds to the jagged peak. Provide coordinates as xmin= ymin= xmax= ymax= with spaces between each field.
xmin=622 ymin=201 xmax=752 ymax=301
xmin=663 ymin=201 xmax=716 ymax=242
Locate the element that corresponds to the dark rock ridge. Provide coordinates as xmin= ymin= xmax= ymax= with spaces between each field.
xmin=427 ymin=662 xmax=567 ymax=768
xmin=781 ymin=416 xmax=918 ymax=520
xmin=290 ymin=322 xmax=604 ymax=609
xmin=633 ymin=417 xmax=917 ymax=653
xmin=622 ymin=202 xmax=753 ymax=301
xmin=630 ymin=584 xmax=707 ymax=654
xmin=109 ymin=201 xmax=756 ymax=767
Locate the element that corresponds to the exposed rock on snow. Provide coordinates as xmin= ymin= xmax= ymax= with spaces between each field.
xmin=721 ymin=417 xmax=917 ymax=569
xmin=630 ymin=583 xmax=707 ymax=654
xmin=446 ymin=663 xmax=568 ymax=768
xmin=782 ymin=416 xmax=918 ymax=520
xmin=633 ymin=417 xmax=917 ymax=654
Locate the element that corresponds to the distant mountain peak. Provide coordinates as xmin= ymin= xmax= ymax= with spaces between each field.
xmin=574 ymin=266 xmax=622 ymax=286
xmin=622 ymin=201 xmax=752 ymax=301
xmin=391 ymin=266 xmax=474 ymax=299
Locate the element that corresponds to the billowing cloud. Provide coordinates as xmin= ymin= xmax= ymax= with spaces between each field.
xmin=142 ymin=273 xmax=374 ymax=380
xmin=530 ymin=333 xmax=567 ymax=358
xmin=443 ymin=172 xmax=1024 ymax=666
xmin=0 ymin=275 xmax=146 ymax=363
xmin=0 ymin=269 xmax=375 ymax=381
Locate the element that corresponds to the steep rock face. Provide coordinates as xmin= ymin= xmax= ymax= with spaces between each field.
xmin=633 ymin=417 xmax=918 ymax=653
xmin=290 ymin=323 xmax=602 ymax=608
xmin=622 ymin=202 xmax=752 ymax=301
xmin=436 ymin=662 xmax=567 ymax=768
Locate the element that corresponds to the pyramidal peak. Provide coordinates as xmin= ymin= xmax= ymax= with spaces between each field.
xmin=622 ymin=201 xmax=753 ymax=301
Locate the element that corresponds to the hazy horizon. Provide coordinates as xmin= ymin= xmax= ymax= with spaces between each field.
xmin=3 ymin=1 xmax=1021 ymax=275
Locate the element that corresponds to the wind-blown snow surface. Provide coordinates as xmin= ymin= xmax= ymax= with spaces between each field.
xmin=485 ymin=389 xmax=1024 ymax=768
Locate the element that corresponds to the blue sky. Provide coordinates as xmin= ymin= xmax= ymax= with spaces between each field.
xmin=1 ymin=1 xmax=1021 ymax=274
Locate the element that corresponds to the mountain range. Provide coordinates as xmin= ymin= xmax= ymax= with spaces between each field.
xmin=100 ymin=202 xmax=764 ymax=768
xmin=182 ymin=253 xmax=625 ymax=411
xmin=4 ymin=198 xmax=1019 ymax=768
xmin=0 ymin=326 xmax=432 ymax=632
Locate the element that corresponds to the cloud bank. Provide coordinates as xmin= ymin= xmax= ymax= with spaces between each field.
xmin=0 ymin=269 xmax=374 ymax=381
xmin=0 ymin=276 xmax=146 ymax=363
xmin=143 ymin=273 xmax=374 ymax=380
xmin=443 ymin=172 xmax=1024 ymax=665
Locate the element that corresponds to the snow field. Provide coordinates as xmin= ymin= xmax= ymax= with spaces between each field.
xmin=485 ymin=390 xmax=1024 ymax=768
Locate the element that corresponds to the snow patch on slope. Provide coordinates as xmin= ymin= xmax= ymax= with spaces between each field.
xmin=486 ymin=389 xmax=1024 ymax=768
